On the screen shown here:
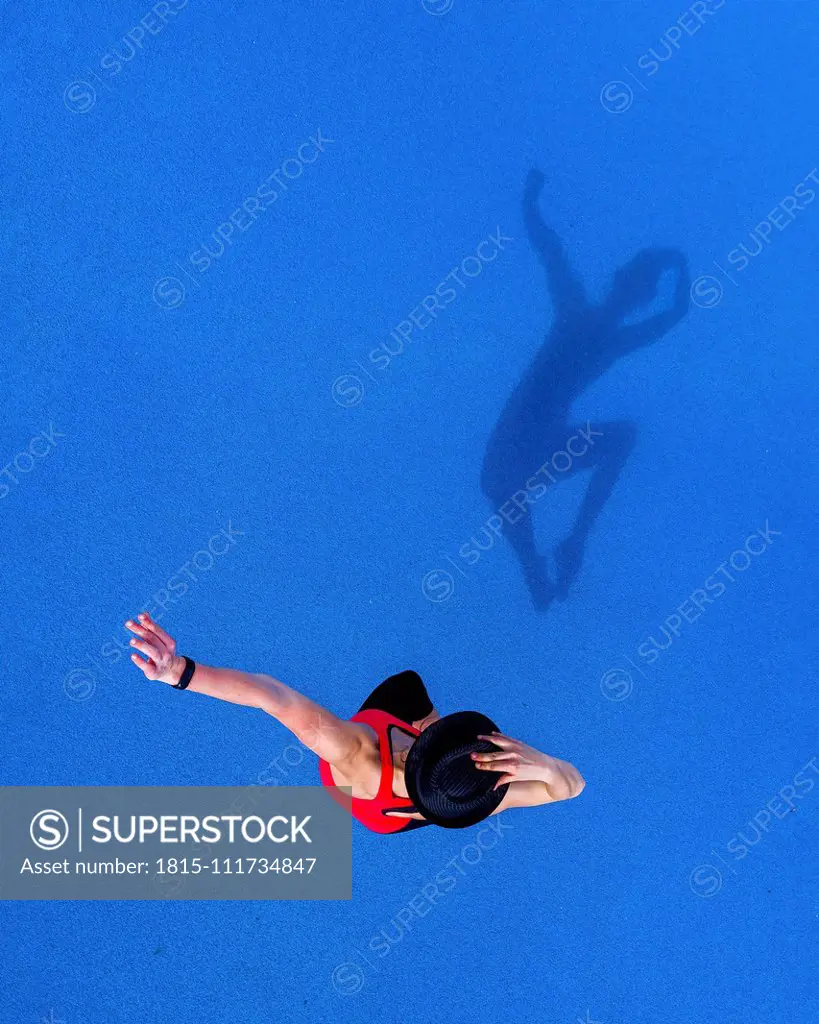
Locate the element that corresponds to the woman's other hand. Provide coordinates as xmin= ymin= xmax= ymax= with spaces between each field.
xmin=124 ymin=613 xmax=185 ymax=685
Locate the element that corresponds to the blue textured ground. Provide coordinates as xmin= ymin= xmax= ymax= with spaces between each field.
xmin=2 ymin=2 xmax=817 ymax=1023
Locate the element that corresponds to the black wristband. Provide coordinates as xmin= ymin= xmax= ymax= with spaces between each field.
xmin=174 ymin=657 xmax=196 ymax=690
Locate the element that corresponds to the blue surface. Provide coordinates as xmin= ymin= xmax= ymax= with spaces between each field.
xmin=2 ymin=1 xmax=817 ymax=1022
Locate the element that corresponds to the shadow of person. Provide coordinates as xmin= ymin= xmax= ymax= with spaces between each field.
xmin=480 ymin=169 xmax=691 ymax=610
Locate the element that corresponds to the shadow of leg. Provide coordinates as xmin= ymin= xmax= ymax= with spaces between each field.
xmin=554 ymin=420 xmax=637 ymax=599
xmin=502 ymin=512 xmax=557 ymax=610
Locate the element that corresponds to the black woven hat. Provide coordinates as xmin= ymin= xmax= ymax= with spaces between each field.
xmin=404 ymin=711 xmax=509 ymax=828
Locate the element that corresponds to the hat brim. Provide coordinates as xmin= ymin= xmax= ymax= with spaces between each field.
xmin=404 ymin=711 xmax=509 ymax=829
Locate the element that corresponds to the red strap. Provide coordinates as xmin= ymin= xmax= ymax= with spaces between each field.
xmin=318 ymin=708 xmax=420 ymax=834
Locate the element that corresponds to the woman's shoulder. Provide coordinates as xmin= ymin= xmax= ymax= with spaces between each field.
xmin=330 ymin=722 xmax=382 ymax=798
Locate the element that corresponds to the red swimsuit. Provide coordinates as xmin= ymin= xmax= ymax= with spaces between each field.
xmin=318 ymin=708 xmax=423 ymax=834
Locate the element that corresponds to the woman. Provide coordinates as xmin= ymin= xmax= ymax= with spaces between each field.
xmin=126 ymin=612 xmax=585 ymax=833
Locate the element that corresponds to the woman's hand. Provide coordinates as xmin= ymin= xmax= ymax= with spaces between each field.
xmin=474 ymin=732 xmax=586 ymax=800
xmin=124 ymin=613 xmax=185 ymax=686
xmin=471 ymin=732 xmax=552 ymax=788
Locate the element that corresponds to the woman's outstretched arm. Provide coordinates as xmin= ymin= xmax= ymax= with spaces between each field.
xmin=125 ymin=613 xmax=363 ymax=767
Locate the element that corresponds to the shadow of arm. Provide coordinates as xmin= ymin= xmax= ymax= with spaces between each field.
xmin=524 ymin=169 xmax=587 ymax=314
xmin=613 ymin=254 xmax=691 ymax=357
